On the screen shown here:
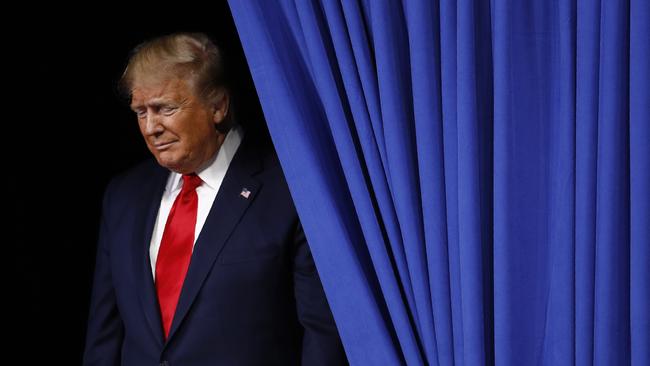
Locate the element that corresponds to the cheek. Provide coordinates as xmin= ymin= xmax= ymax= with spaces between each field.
xmin=164 ymin=114 xmax=213 ymax=149
xmin=183 ymin=122 xmax=212 ymax=144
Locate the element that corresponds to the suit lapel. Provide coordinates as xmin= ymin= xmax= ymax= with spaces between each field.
xmin=165 ymin=139 xmax=263 ymax=345
xmin=133 ymin=163 xmax=168 ymax=346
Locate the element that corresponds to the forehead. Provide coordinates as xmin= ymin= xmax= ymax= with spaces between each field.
xmin=130 ymin=77 xmax=195 ymax=106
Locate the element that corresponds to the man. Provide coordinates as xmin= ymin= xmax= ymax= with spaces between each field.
xmin=83 ymin=32 xmax=347 ymax=366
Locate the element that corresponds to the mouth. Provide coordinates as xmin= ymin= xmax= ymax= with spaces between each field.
xmin=153 ymin=141 xmax=177 ymax=151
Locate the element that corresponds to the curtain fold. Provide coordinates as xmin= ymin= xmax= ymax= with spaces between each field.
xmin=629 ymin=1 xmax=650 ymax=366
xmin=228 ymin=0 xmax=650 ymax=365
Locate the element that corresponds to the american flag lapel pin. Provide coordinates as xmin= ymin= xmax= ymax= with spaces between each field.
xmin=240 ymin=188 xmax=251 ymax=199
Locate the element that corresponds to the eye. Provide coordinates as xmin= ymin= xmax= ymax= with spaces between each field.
xmin=161 ymin=106 xmax=178 ymax=115
xmin=135 ymin=109 xmax=147 ymax=118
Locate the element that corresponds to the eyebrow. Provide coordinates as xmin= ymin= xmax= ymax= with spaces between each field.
xmin=130 ymin=99 xmax=175 ymax=111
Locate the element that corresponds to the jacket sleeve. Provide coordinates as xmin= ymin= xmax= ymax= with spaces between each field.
xmin=82 ymin=182 xmax=124 ymax=366
xmin=292 ymin=220 xmax=348 ymax=365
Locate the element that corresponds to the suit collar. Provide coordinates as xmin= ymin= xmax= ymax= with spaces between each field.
xmin=133 ymin=162 xmax=169 ymax=346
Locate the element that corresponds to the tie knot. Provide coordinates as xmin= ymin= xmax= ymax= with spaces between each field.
xmin=181 ymin=173 xmax=203 ymax=192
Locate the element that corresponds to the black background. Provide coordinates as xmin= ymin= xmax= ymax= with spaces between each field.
xmin=10 ymin=2 xmax=265 ymax=363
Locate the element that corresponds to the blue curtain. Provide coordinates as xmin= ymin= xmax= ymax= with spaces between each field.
xmin=228 ymin=1 xmax=649 ymax=365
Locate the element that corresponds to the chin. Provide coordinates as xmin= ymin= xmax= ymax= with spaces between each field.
xmin=154 ymin=151 xmax=198 ymax=174
xmin=152 ymin=150 xmax=179 ymax=170
xmin=154 ymin=156 xmax=181 ymax=172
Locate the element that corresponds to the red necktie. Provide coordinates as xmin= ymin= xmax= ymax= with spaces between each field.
xmin=155 ymin=173 xmax=203 ymax=339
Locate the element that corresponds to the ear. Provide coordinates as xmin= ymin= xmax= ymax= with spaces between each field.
xmin=212 ymin=90 xmax=230 ymax=125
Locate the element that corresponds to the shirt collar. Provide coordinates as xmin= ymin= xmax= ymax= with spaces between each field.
xmin=166 ymin=125 xmax=244 ymax=193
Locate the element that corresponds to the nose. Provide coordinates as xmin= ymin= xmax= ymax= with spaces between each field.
xmin=143 ymin=111 xmax=164 ymax=136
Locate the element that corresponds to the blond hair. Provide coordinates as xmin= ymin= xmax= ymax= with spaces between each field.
xmin=119 ymin=32 xmax=226 ymax=104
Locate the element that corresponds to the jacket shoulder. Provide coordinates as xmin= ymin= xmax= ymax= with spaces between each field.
xmin=101 ymin=158 xmax=166 ymax=214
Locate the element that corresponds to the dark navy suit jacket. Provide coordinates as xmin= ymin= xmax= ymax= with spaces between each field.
xmin=83 ymin=136 xmax=347 ymax=365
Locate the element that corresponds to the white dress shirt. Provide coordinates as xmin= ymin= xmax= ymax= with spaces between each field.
xmin=149 ymin=125 xmax=243 ymax=278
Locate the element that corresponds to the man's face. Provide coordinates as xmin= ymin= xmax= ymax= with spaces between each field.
xmin=130 ymin=77 xmax=227 ymax=174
